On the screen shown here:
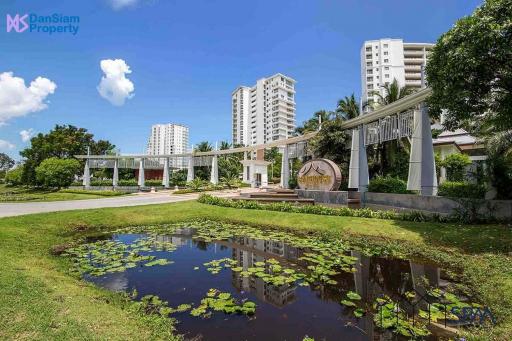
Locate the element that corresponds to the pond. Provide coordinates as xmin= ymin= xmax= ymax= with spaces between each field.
xmin=64 ymin=221 xmax=474 ymax=340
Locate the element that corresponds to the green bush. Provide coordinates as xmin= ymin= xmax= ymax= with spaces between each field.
xmin=368 ymin=176 xmax=409 ymax=194
xmin=4 ymin=166 xmax=24 ymax=186
xmin=439 ymin=153 xmax=471 ymax=181
xmin=438 ymin=181 xmax=486 ymax=199
xmin=118 ymin=179 xmax=138 ymax=186
xmin=35 ymin=158 xmax=81 ymax=189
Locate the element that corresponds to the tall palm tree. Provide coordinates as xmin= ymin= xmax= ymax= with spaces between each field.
xmin=295 ymin=110 xmax=332 ymax=135
xmin=370 ymin=79 xmax=414 ymax=106
xmin=219 ymin=141 xmax=231 ymax=150
xmin=335 ymin=94 xmax=360 ymax=120
xmin=195 ymin=141 xmax=213 ymax=152
xmin=368 ymin=79 xmax=415 ymax=177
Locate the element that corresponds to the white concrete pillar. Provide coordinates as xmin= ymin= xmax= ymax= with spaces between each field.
xmin=280 ymin=145 xmax=290 ymax=189
xmin=83 ymin=159 xmax=91 ymax=189
xmin=407 ymin=104 xmax=437 ymax=195
xmin=113 ymin=159 xmax=119 ymax=187
xmin=187 ymin=155 xmax=194 ymax=182
xmin=138 ymin=158 xmax=145 ymax=187
xmin=348 ymin=127 xmax=369 ymax=192
xmin=210 ymin=155 xmax=218 ymax=185
xmin=162 ymin=158 xmax=170 ymax=188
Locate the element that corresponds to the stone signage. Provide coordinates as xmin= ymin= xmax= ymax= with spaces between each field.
xmin=297 ymin=159 xmax=342 ymax=191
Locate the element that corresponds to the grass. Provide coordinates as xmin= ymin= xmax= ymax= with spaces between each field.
xmin=0 ymin=200 xmax=511 ymax=339
xmin=0 ymin=184 xmax=129 ymax=202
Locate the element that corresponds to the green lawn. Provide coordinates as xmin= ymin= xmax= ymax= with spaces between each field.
xmin=0 ymin=200 xmax=510 ymax=340
xmin=0 ymin=184 xmax=128 ymax=202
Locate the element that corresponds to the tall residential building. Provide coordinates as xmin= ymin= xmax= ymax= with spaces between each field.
xmin=146 ymin=123 xmax=189 ymax=168
xmin=232 ymin=73 xmax=296 ymax=146
xmin=360 ymin=38 xmax=434 ymax=106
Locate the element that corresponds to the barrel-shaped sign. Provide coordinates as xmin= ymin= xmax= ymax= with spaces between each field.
xmin=297 ymin=159 xmax=342 ymax=191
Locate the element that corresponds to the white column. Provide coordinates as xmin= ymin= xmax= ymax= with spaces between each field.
xmin=280 ymin=145 xmax=290 ymax=189
xmin=407 ymin=103 xmax=437 ymax=195
xmin=162 ymin=158 xmax=170 ymax=188
xmin=348 ymin=127 xmax=369 ymax=192
xmin=138 ymin=158 xmax=145 ymax=187
xmin=83 ymin=159 xmax=91 ymax=189
xmin=210 ymin=155 xmax=218 ymax=185
xmin=113 ymin=159 xmax=119 ymax=187
xmin=187 ymin=156 xmax=194 ymax=182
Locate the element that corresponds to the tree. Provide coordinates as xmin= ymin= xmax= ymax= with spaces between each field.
xmin=0 ymin=153 xmax=15 ymax=180
xmin=335 ymin=94 xmax=360 ymax=120
xmin=4 ymin=166 xmax=24 ymax=186
xmin=309 ymin=118 xmax=351 ymax=168
xmin=195 ymin=141 xmax=213 ymax=152
xmin=426 ymin=0 xmax=512 ymax=133
xmin=0 ymin=153 xmax=15 ymax=172
xmin=295 ymin=110 xmax=332 ymax=135
xmin=370 ymin=79 xmax=414 ymax=107
xmin=19 ymin=125 xmax=116 ymax=185
xmin=439 ymin=153 xmax=472 ymax=182
xmin=35 ymin=157 xmax=81 ymax=189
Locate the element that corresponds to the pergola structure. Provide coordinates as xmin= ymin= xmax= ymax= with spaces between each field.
xmin=76 ymin=87 xmax=436 ymax=195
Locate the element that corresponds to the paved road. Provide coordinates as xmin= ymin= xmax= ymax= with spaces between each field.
xmin=0 ymin=190 xmax=250 ymax=218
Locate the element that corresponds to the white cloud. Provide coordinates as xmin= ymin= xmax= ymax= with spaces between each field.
xmin=0 ymin=72 xmax=57 ymax=126
xmin=97 ymin=59 xmax=135 ymax=106
xmin=20 ymin=128 xmax=35 ymax=142
xmin=108 ymin=0 xmax=138 ymax=10
xmin=0 ymin=139 xmax=15 ymax=151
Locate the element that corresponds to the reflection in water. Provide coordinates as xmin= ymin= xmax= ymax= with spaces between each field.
xmin=87 ymin=232 xmax=447 ymax=341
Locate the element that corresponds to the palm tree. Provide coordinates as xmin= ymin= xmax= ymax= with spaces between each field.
xmin=370 ymin=79 xmax=414 ymax=106
xmin=335 ymin=94 xmax=360 ymax=120
xmin=195 ymin=141 xmax=213 ymax=152
xmin=219 ymin=141 xmax=231 ymax=150
xmin=368 ymin=79 xmax=415 ymax=177
xmin=295 ymin=110 xmax=333 ymax=135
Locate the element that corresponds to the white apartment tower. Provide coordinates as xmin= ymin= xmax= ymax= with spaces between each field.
xmin=361 ymin=38 xmax=433 ymax=106
xmin=232 ymin=73 xmax=296 ymax=146
xmin=146 ymin=123 xmax=189 ymax=168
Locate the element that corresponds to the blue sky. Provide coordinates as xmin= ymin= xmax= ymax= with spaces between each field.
xmin=0 ymin=0 xmax=481 ymax=159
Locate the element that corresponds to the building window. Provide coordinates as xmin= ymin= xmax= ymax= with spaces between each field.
xmin=383 ymin=43 xmax=388 ymax=48
xmin=384 ymin=59 xmax=389 ymax=63
xmin=385 ymin=74 xmax=389 ymax=78
xmin=384 ymin=51 xmax=388 ymax=55
xmin=385 ymin=66 xmax=389 ymax=70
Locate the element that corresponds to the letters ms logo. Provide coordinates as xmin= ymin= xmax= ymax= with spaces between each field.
xmin=6 ymin=14 xmax=29 ymax=33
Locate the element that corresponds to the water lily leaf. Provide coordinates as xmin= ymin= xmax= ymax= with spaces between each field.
xmin=341 ymin=299 xmax=356 ymax=307
xmin=346 ymin=291 xmax=361 ymax=300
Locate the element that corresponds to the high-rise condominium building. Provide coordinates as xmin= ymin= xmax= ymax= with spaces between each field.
xmin=232 ymin=73 xmax=296 ymax=146
xmin=361 ymin=38 xmax=434 ymax=106
xmin=146 ymin=123 xmax=189 ymax=168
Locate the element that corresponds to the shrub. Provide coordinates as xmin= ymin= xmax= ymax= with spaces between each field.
xmin=35 ymin=158 xmax=81 ymax=189
xmin=439 ymin=153 xmax=471 ymax=181
xmin=118 ymin=179 xmax=138 ymax=186
xmin=4 ymin=166 xmax=24 ymax=186
xmin=368 ymin=176 xmax=408 ymax=194
xmin=438 ymin=181 xmax=486 ymax=199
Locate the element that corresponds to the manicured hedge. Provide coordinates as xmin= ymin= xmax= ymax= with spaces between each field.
xmin=438 ymin=181 xmax=486 ymax=199
xmin=197 ymin=194 xmax=435 ymax=222
xmin=368 ymin=176 xmax=409 ymax=194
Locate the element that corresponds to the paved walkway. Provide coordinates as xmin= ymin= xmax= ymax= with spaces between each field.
xmin=0 ymin=190 xmax=248 ymax=218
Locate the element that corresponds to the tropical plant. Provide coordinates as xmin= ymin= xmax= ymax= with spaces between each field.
xmin=426 ymin=0 xmax=512 ymax=133
xmin=369 ymin=79 xmax=414 ymax=107
xmin=220 ymin=174 xmax=240 ymax=189
xmin=335 ymin=94 xmax=360 ymax=120
xmin=19 ymin=125 xmax=115 ymax=185
xmin=438 ymin=181 xmax=486 ymax=199
xmin=438 ymin=153 xmax=471 ymax=182
xmin=368 ymin=176 xmax=409 ymax=194
xmin=35 ymin=157 xmax=81 ymax=189
xmin=186 ymin=178 xmax=206 ymax=191
xmin=295 ymin=110 xmax=332 ymax=135
xmin=195 ymin=141 xmax=213 ymax=152
xmin=4 ymin=166 xmax=24 ymax=186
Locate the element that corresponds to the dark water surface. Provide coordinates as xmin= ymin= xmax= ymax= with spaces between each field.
xmin=86 ymin=229 xmax=445 ymax=341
